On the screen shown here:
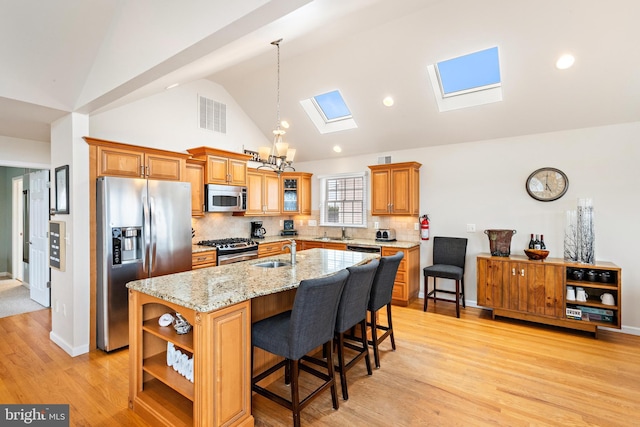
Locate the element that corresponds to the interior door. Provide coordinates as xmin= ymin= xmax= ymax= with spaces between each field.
xmin=29 ymin=170 xmax=50 ymax=307
xmin=12 ymin=177 xmax=24 ymax=281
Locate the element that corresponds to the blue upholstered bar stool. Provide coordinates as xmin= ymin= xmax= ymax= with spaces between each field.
xmin=334 ymin=259 xmax=379 ymax=400
xmin=423 ymin=236 xmax=468 ymax=318
xmin=251 ymin=269 xmax=349 ymax=427
xmin=367 ymin=251 xmax=404 ymax=369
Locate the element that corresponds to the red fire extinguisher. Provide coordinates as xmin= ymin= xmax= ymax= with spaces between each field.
xmin=420 ymin=215 xmax=430 ymax=240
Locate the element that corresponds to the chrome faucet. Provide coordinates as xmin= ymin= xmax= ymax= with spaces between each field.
xmin=341 ymin=227 xmax=347 ymax=240
xmin=282 ymin=240 xmax=296 ymax=265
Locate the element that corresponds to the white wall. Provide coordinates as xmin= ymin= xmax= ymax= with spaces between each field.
xmin=296 ymin=122 xmax=640 ymax=335
xmin=89 ymin=79 xmax=269 ymax=153
xmin=0 ymin=136 xmax=50 ymax=168
xmin=49 ymin=113 xmax=91 ymax=356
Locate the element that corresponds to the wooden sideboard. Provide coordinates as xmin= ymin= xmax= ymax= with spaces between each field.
xmin=477 ymin=254 xmax=621 ymax=336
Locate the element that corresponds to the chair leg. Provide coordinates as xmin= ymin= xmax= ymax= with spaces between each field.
xmin=461 ymin=277 xmax=466 ymax=308
xmin=433 ymin=278 xmax=437 ymax=305
xmin=386 ymin=303 xmax=396 ymax=351
xmin=360 ymin=320 xmax=372 ymax=376
xmin=335 ymin=332 xmax=349 ymax=400
xmin=369 ymin=309 xmax=380 ymax=369
xmin=455 ymin=279 xmax=460 ymax=318
xmin=423 ymin=276 xmax=429 ymax=312
xmin=325 ymin=341 xmax=340 ymax=410
xmin=290 ymin=359 xmax=301 ymax=427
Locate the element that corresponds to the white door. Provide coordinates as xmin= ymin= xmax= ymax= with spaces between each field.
xmin=12 ymin=176 xmax=24 ymax=282
xmin=29 ymin=170 xmax=50 ymax=307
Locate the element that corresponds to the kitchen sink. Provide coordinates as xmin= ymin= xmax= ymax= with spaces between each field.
xmin=253 ymin=260 xmax=292 ymax=268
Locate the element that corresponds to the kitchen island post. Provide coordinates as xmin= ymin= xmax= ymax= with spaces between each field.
xmin=127 ymin=249 xmax=378 ymax=427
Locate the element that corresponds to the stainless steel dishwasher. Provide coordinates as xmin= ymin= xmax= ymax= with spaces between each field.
xmin=346 ymin=244 xmax=382 ymax=254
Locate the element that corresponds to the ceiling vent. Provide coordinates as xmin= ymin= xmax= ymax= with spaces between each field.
xmin=377 ymin=156 xmax=391 ymax=164
xmin=198 ymin=95 xmax=226 ymax=134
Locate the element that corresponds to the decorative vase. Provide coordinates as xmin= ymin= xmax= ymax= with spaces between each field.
xmin=484 ymin=229 xmax=517 ymax=257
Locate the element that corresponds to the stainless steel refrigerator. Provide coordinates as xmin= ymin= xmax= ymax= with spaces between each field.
xmin=96 ymin=176 xmax=192 ymax=351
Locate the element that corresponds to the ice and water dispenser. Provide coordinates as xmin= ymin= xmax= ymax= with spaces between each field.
xmin=112 ymin=227 xmax=142 ymax=265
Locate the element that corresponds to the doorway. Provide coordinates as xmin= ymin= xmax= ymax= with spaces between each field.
xmin=11 ymin=176 xmax=24 ymax=282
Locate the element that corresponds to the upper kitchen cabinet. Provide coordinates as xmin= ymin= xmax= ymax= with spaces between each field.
xmin=85 ymin=137 xmax=188 ymax=181
xmin=280 ymin=172 xmax=312 ymax=215
xmin=369 ymin=162 xmax=421 ymax=216
xmin=186 ymin=158 xmax=206 ymax=217
xmin=187 ymin=146 xmax=252 ymax=186
xmin=246 ymin=168 xmax=281 ymax=216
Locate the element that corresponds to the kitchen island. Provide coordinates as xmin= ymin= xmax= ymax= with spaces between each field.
xmin=126 ymin=248 xmax=378 ymax=427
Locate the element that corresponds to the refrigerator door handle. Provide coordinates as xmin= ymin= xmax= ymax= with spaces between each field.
xmin=149 ymin=196 xmax=157 ymax=274
xmin=142 ymin=195 xmax=150 ymax=273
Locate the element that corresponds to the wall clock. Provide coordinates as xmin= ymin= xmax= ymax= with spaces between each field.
xmin=526 ymin=167 xmax=569 ymax=201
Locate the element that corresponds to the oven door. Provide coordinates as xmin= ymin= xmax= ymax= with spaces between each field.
xmin=218 ymin=251 xmax=258 ymax=265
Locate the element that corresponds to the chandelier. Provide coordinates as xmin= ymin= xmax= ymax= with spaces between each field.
xmin=257 ymin=38 xmax=295 ymax=174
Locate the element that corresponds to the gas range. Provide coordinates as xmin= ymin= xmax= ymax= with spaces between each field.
xmin=197 ymin=238 xmax=258 ymax=265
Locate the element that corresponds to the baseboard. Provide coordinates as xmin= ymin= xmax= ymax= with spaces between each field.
xmin=49 ymin=331 xmax=89 ymax=357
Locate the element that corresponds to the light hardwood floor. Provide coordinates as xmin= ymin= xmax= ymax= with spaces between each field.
xmin=1 ymin=302 xmax=639 ymax=426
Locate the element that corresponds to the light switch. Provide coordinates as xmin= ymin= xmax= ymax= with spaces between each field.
xmin=466 ymin=224 xmax=476 ymax=232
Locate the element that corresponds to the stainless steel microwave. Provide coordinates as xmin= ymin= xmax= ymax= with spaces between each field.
xmin=205 ymin=184 xmax=246 ymax=212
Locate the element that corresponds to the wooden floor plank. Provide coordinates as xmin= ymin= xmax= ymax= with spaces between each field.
xmin=1 ymin=302 xmax=639 ymax=426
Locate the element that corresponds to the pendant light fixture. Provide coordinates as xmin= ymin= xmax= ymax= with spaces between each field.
xmin=258 ymin=38 xmax=296 ymax=174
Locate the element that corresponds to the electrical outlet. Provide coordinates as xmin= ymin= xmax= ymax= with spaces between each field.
xmin=280 ymin=220 xmax=283 ymax=226
xmin=374 ymin=222 xmax=379 ymax=229
xmin=308 ymin=219 xmax=317 ymax=226
xmin=414 ymin=222 xmax=420 ymax=231
xmin=466 ymin=224 xmax=476 ymax=232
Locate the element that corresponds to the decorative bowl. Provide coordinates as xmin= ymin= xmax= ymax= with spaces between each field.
xmin=524 ymin=249 xmax=549 ymax=260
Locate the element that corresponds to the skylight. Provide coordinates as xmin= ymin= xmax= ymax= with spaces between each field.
xmin=427 ymin=46 xmax=503 ymax=112
xmin=300 ymin=89 xmax=357 ymax=134
xmin=313 ymin=90 xmax=352 ymax=121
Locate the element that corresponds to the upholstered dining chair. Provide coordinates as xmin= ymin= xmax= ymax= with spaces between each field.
xmin=334 ymin=259 xmax=379 ymax=400
xmin=423 ymin=236 xmax=468 ymax=318
xmin=367 ymin=251 xmax=404 ymax=369
xmin=251 ymin=269 xmax=349 ymax=427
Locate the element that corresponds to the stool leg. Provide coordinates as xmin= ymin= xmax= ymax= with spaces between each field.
xmin=433 ymin=278 xmax=437 ymax=305
xmin=423 ymin=276 xmax=429 ymax=312
xmin=370 ymin=309 xmax=380 ymax=369
xmin=455 ymin=279 xmax=460 ymax=318
xmin=387 ymin=303 xmax=396 ymax=351
xmin=361 ymin=320 xmax=372 ymax=376
xmin=325 ymin=341 xmax=340 ymax=410
xmin=461 ymin=277 xmax=466 ymax=308
xmin=290 ymin=359 xmax=301 ymax=427
xmin=336 ymin=332 xmax=349 ymax=400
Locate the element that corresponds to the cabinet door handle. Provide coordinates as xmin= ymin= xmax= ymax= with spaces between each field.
xmin=140 ymin=165 xmax=145 ymax=177
xmin=521 ymin=269 xmax=525 ymax=276
xmin=512 ymin=268 xmax=516 ymax=276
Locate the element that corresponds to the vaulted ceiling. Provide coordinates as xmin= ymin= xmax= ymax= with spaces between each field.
xmin=2 ymin=0 xmax=639 ymax=162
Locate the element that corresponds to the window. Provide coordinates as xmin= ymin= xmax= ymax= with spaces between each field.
xmin=427 ymin=46 xmax=503 ymax=112
xmin=300 ymin=89 xmax=357 ymax=134
xmin=313 ymin=90 xmax=352 ymax=122
xmin=319 ymin=172 xmax=367 ymax=228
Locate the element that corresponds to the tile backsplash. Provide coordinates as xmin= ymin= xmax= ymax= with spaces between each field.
xmin=192 ymin=211 xmax=420 ymax=242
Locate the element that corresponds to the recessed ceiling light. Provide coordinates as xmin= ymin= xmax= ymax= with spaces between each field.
xmin=165 ymin=83 xmax=179 ymax=90
xmin=333 ymin=145 xmax=342 ymax=153
xmin=383 ymin=96 xmax=394 ymax=107
xmin=556 ymin=54 xmax=575 ymax=70
xmin=280 ymin=120 xmax=290 ymax=129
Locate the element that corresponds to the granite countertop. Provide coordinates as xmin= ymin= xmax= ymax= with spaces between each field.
xmin=127 ymin=248 xmax=378 ymax=313
xmin=255 ymin=235 xmax=420 ymax=249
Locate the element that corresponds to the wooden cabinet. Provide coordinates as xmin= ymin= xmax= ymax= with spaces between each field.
xmin=85 ymin=137 xmax=188 ymax=181
xmin=246 ymin=169 xmax=281 ymax=216
xmin=298 ymin=240 xmax=346 ymax=251
xmin=281 ymin=172 xmax=312 ymax=215
xmin=382 ymin=246 xmax=420 ymax=306
xmin=477 ymin=254 xmax=622 ymax=335
xmin=258 ymin=241 xmax=287 ymax=258
xmin=187 ymin=147 xmax=252 ymax=186
xmin=186 ymin=159 xmax=205 ymax=217
xmin=192 ymin=250 xmax=216 ymax=269
xmin=129 ymin=291 xmax=252 ymax=427
xmin=369 ymin=162 xmax=421 ymax=216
